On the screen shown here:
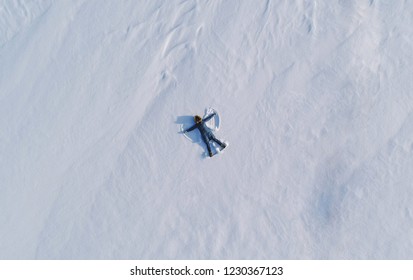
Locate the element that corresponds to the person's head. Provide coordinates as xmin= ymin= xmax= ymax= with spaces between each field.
xmin=194 ymin=115 xmax=202 ymax=123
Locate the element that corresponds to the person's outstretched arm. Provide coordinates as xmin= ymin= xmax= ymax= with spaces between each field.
xmin=182 ymin=123 xmax=197 ymax=133
xmin=203 ymin=112 xmax=216 ymax=122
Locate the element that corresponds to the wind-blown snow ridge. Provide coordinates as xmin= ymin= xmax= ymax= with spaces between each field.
xmin=1 ymin=0 xmax=413 ymax=259
xmin=0 ymin=0 xmax=52 ymax=47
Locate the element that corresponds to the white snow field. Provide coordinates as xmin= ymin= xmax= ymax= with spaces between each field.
xmin=1 ymin=0 xmax=413 ymax=259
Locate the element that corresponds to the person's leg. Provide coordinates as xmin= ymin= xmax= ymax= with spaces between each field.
xmin=202 ymin=133 xmax=213 ymax=157
xmin=211 ymin=135 xmax=226 ymax=148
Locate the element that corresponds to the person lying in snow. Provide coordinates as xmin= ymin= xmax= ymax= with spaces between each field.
xmin=182 ymin=113 xmax=227 ymax=157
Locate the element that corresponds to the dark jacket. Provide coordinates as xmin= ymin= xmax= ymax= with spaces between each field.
xmin=183 ymin=113 xmax=216 ymax=139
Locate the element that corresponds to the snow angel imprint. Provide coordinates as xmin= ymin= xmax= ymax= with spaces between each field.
xmin=182 ymin=112 xmax=227 ymax=157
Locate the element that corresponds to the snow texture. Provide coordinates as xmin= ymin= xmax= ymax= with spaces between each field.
xmin=1 ymin=0 xmax=413 ymax=259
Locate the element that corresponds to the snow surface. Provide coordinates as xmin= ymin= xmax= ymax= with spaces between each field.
xmin=1 ymin=0 xmax=413 ymax=259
